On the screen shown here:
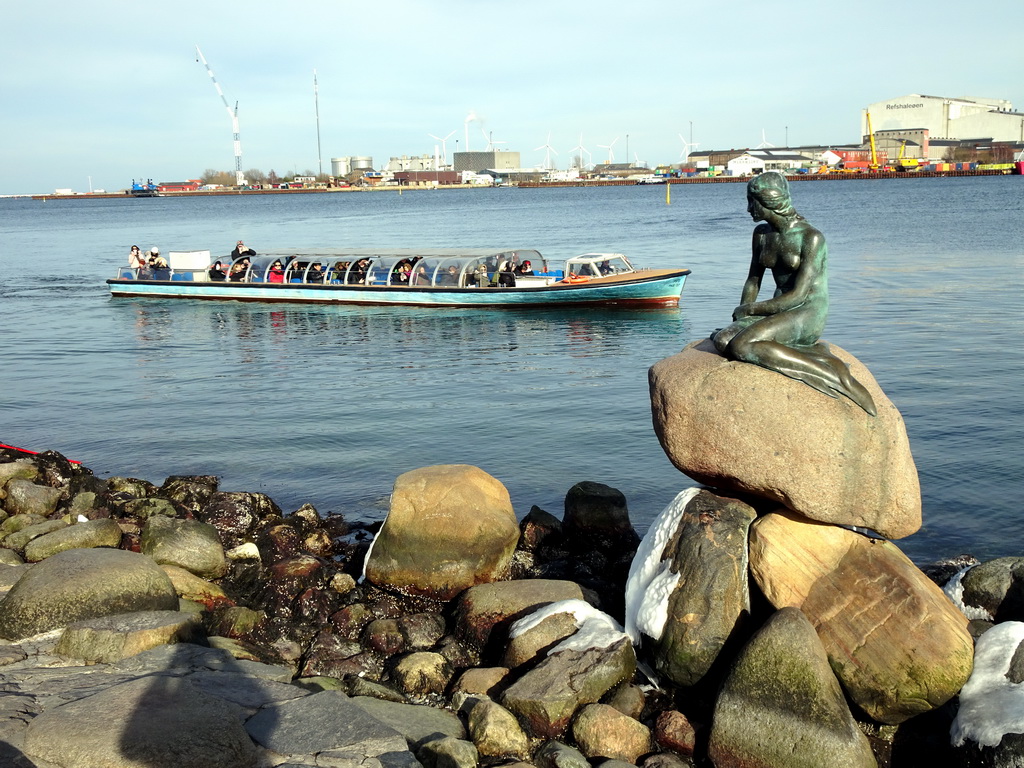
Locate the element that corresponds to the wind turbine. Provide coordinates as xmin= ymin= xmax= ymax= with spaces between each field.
xmin=755 ymin=129 xmax=775 ymax=149
xmin=428 ymin=130 xmax=456 ymax=166
xmin=678 ymin=133 xmax=699 ymax=162
xmin=195 ymin=45 xmax=243 ymax=186
xmin=482 ymin=129 xmax=506 ymax=152
xmin=597 ymin=137 xmax=619 ymax=165
xmin=569 ymin=133 xmax=591 ymax=170
xmin=534 ymin=131 xmax=558 ymax=170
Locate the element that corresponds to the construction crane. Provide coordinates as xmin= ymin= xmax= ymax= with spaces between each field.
xmin=195 ymin=46 xmax=244 ymax=187
xmin=865 ymin=110 xmax=879 ymax=170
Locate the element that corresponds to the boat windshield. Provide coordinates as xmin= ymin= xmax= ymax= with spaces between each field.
xmin=565 ymin=253 xmax=635 ymax=278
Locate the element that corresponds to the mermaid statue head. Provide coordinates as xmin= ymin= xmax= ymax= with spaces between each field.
xmin=747 ymin=171 xmax=796 ymax=217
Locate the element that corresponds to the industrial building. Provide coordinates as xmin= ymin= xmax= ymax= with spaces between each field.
xmin=452 ymin=150 xmax=520 ymax=173
xmin=864 ymin=94 xmax=1024 ymax=144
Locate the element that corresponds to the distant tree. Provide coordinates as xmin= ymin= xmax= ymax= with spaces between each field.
xmin=200 ymin=169 xmax=236 ymax=186
xmin=246 ymin=169 xmax=267 ymax=184
xmin=268 ymin=170 xmax=279 ymax=185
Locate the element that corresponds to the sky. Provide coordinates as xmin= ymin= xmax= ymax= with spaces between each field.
xmin=3 ymin=0 xmax=1022 ymax=196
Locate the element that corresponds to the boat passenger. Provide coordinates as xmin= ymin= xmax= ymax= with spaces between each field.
xmin=599 ymin=260 xmax=614 ymax=275
xmin=229 ymin=259 xmax=249 ymax=282
xmin=128 ymin=245 xmax=145 ymax=272
xmin=391 ymin=259 xmax=412 ymax=285
xmin=230 ymin=240 xmax=257 ymax=260
xmin=208 ymin=261 xmax=228 ymax=281
xmin=349 ymin=258 xmax=370 ymax=284
xmin=439 ymin=265 xmax=459 ymax=286
xmin=514 ymin=260 xmax=535 ymax=276
xmin=491 ymin=257 xmax=515 ymax=288
xmin=308 ymin=263 xmax=326 ymax=283
xmin=413 ymin=265 xmax=431 ymax=285
xmin=150 ymin=252 xmax=170 ymax=279
xmin=268 ymin=260 xmax=285 ymax=284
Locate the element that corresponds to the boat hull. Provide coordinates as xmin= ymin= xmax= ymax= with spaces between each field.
xmin=107 ymin=270 xmax=689 ymax=308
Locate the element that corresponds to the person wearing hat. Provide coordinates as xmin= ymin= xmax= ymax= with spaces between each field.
xmin=267 ymin=260 xmax=285 ymax=284
xmin=229 ymin=240 xmax=257 ymax=261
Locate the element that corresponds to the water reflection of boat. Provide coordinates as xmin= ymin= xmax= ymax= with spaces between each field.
xmin=108 ymin=248 xmax=690 ymax=308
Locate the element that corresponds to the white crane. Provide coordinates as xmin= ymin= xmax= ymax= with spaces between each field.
xmin=195 ymin=45 xmax=244 ymax=186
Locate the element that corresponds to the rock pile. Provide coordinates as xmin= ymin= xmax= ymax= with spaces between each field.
xmin=0 ymin=434 xmax=1014 ymax=768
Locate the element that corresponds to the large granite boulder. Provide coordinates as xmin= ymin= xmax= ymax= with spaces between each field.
xmin=707 ymin=607 xmax=877 ymax=768
xmin=749 ymin=511 xmax=973 ymax=724
xmin=0 ymin=548 xmax=179 ymax=640
xmin=625 ymin=489 xmax=755 ymax=687
xmin=54 ymin=609 xmax=205 ymax=663
xmin=23 ymin=518 xmax=123 ymax=561
xmin=364 ymin=465 xmax=520 ymax=600
xmin=649 ymin=339 xmax=920 ymax=539
xmin=141 ymin=515 xmax=228 ymax=579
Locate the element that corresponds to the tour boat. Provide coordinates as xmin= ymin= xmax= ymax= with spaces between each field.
xmin=107 ymin=248 xmax=690 ymax=308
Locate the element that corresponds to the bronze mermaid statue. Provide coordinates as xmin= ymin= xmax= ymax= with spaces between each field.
xmin=711 ymin=171 xmax=877 ymax=416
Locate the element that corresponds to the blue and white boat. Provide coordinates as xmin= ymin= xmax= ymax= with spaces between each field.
xmin=108 ymin=248 xmax=690 ymax=308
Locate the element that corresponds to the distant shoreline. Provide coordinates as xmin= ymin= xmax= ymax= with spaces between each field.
xmin=22 ymin=167 xmax=1019 ymax=201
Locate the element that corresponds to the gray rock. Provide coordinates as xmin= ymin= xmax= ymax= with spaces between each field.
xmin=0 ymin=459 xmax=39 ymax=486
xmin=960 ymin=557 xmax=1024 ymax=622
xmin=23 ymin=518 xmax=123 ymax=561
xmin=54 ymin=610 xmax=204 ymax=663
xmin=648 ymin=490 xmax=755 ymax=687
xmin=22 ymin=676 xmax=258 ymax=768
xmin=3 ymin=519 xmax=67 ymax=553
xmin=0 ymin=513 xmax=47 ymax=537
xmin=246 ymin=690 xmax=408 ymax=757
xmin=3 ymin=479 xmax=62 ymax=518
xmin=0 ymin=563 xmax=31 ymax=594
xmin=535 ymin=741 xmax=590 ymax=768
xmin=141 ymin=515 xmax=228 ymax=579
xmin=501 ymin=637 xmax=637 ymax=739
xmin=0 ymin=548 xmax=179 ymax=641
xmin=707 ymin=607 xmax=877 ymax=768
xmin=0 ymin=548 xmax=24 ymax=566
xmin=351 ymin=696 xmax=467 ymax=749
xmin=457 ymin=579 xmax=587 ymax=650
xmin=417 ymin=736 xmax=479 ymax=768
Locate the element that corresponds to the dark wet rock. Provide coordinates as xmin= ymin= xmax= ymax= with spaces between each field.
xmin=160 ymin=474 xmax=219 ymax=514
xmin=23 ymin=518 xmax=123 ymax=561
xmin=468 ymin=697 xmax=531 ymax=760
xmin=367 ymin=618 xmax=408 ymax=656
xmin=960 ymin=557 xmax=1024 ymax=622
xmin=920 ymin=553 xmax=980 ymax=587
xmin=24 ymin=676 xmax=257 ymax=768
xmin=246 ymin=689 xmax=409 ymax=759
xmin=437 ymin=634 xmax=477 ymax=670
xmin=456 ymin=579 xmax=587 ymax=652
xmin=563 ymin=482 xmax=640 ymax=557
xmin=256 ymin=523 xmax=305 ymax=564
xmin=300 ymin=630 xmax=364 ymax=677
xmin=122 ymin=496 xmax=178 ymax=520
xmin=332 ymin=602 xmax=375 ymax=639
xmin=107 ymin=475 xmax=158 ymax=499
xmin=572 ymin=702 xmax=653 ymax=763
xmin=198 ymin=491 xmax=281 ymax=548
xmin=400 ymin=612 xmax=448 ymax=650
xmin=54 ymin=609 xmax=205 ymax=663
xmin=141 ymin=515 xmax=228 ymax=579
xmin=363 ymin=464 xmax=520 ymax=600
xmin=0 ymin=548 xmax=178 ymax=640
xmin=501 ymin=636 xmax=636 ymax=739
xmin=418 ymin=736 xmax=479 ymax=768
xmin=707 ymin=607 xmax=876 ymax=768
xmin=207 ymin=606 xmax=266 ymax=639
xmin=256 ymin=554 xmax=326 ymax=617
xmin=520 ymin=505 xmax=564 ymax=552
xmin=647 ymin=490 xmax=756 ymax=688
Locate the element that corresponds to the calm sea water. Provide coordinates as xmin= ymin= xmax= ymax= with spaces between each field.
xmin=1 ymin=178 xmax=1021 ymax=564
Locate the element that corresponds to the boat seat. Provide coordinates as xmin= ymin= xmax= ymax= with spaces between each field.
xmin=171 ymin=273 xmax=188 ymax=281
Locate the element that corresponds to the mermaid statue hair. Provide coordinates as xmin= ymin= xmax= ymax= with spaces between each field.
xmin=747 ymin=171 xmax=796 ymax=217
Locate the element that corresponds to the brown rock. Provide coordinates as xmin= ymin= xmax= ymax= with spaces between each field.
xmin=364 ymin=465 xmax=520 ymax=600
xmin=456 ymin=578 xmax=587 ymax=650
xmin=649 ymin=339 xmax=920 ymax=539
xmin=749 ymin=511 xmax=974 ymax=723
xmin=572 ymin=703 xmax=653 ymax=763
xmin=654 ymin=711 xmax=696 ymax=757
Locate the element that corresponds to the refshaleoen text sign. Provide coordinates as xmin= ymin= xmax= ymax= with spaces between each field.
xmin=886 ymin=103 xmax=925 ymax=110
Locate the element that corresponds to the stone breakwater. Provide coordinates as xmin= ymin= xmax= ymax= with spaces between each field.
xmin=0 ymin=446 xmax=1021 ymax=768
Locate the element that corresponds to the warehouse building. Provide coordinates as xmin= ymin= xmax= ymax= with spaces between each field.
xmin=864 ymin=94 xmax=1024 ymax=143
